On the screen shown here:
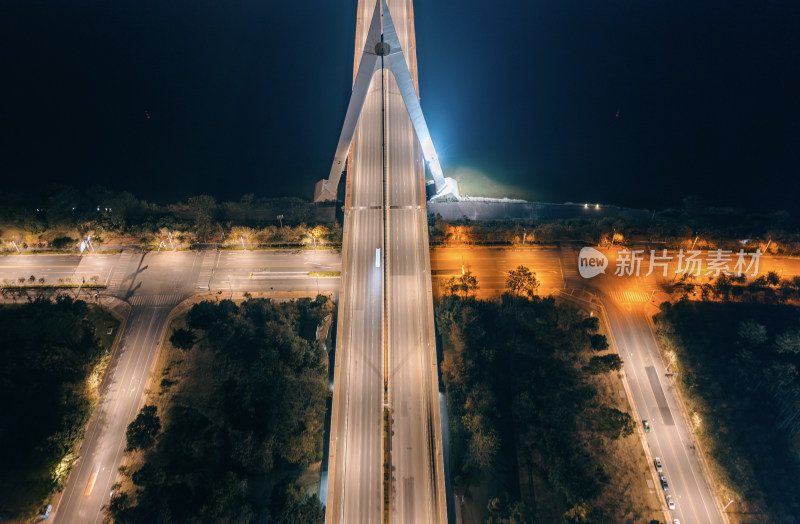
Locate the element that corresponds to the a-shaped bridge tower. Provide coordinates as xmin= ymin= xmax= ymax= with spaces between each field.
xmin=314 ymin=0 xmax=458 ymax=202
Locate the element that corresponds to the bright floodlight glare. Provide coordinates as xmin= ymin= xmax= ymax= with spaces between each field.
xmin=595 ymin=203 xmax=600 ymax=210
xmin=584 ymin=203 xmax=588 ymax=209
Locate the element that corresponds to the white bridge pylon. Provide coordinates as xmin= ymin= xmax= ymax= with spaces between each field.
xmin=314 ymin=0 xmax=459 ymax=202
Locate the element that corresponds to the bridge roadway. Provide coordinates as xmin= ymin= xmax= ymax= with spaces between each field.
xmin=325 ymin=1 xmax=448 ymax=522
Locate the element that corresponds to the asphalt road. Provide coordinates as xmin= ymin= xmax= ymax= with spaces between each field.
xmin=386 ymin=38 xmax=448 ymax=524
xmin=326 ymin=1 xmax=447 ymax=522
xmin=563 ymin=244 xmax=725 ymax=524
xmin=0 ymin=253 xmax=117 ymax=287
xmin=429 ymin=245 xmax=564 ymax=299
xmin=55 ymin=305 xmax=173 ymax=523
xmin=325 ymin=47 xmax=385 ymax=523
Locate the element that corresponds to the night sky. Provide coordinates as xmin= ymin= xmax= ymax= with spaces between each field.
xmin=2 ymin=0 xmax=799 ymax=211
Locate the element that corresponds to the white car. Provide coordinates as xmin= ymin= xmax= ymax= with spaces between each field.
xmin=654 ymin=456 xmax=663 ymax=473
xmin=666 ymin=494 xmax=676 ymax=510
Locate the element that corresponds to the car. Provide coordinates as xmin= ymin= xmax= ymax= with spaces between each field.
xmin=643 ymin=419 xmax=651 ymax=433
xmin=666 ymin=494 xmax=676 ymax=510
xmin=673 ymin=519 xmax=680 ymax=524
xmin=654 ymin=456 xmax=663 ymax=472
xmin=660 ymin=475 xmax=669 ymax=490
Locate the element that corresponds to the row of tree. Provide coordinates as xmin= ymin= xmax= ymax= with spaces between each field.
xmin=427 ymin=206 xmax=800 ymax=255
xmin=667 ymin=271 xmax=800 ymax=304
xmin=108 ymin=297 xmax=332 ymax=523
xmin=436 ymin=269 xmax=635 ymax=522
xmin=0 ymin=186 xmax=339 ymax=249
xmin=655 ymin=301 xmax=800 ymax=521
xmin=0 ymin=297 xmax=106 ymax=518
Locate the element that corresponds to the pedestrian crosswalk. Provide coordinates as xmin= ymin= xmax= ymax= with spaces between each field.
xmin=129 ymin=294 xmax=182 ymax=307
xmin=609 ymin=290 xmax=651 ymax=304
xmin=196 ymin=251 xmax=217 ymax=289
xmin=106 ymin=252 xmax=134 ymax=292
xmin=561 ymin=244 xmax=579 ymax=281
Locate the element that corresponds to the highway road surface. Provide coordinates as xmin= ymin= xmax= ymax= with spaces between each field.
xmin=385 ymin=22 xmax=448 ymax=523
xmin=326 ymin=0 xmax=447 ymax=522
xmin=325 ymin=44 xmax=385 ymax=523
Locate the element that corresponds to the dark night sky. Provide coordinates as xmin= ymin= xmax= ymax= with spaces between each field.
xmin=1 ymin=0 xmax=799 ymax=210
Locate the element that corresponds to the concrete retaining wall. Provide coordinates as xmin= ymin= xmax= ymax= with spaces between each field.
xmin=427 ymin=201 xmax=652 ymax=221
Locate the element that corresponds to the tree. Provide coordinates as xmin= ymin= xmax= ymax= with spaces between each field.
xmin=505 ymin=265 xmax=539 ymax=298
xmin=587 ymin=354 xmax=623 ymax=374
xmin=308 ymin=225 xmax=330 ymax=249
xmin=765 ymin=271 xmax=781 ymax=287
xmin=594 ymin=406 xmax=634 ymax=439
xmin=125 ymin=405 xmax=161 ymax=451
xmin=457 ymin=270 xmax=480 ymax=299
xmin=775 ymin=330 xmax=800 ymax=355
xmin=169 ymin=328 xmax=196 ymax=350
xmin=440 ymin=276 xmax=458 ymax=297
xmin=187 ymin=195 xmax=218 ymax=240
xmin=590 ymin=333 xmax=609 ymax=351
xmin=270 ymin=479 xmax=324 ymax=524
xmin=186 ymin=301 xmax=225 ymax=330
xmin=738 ymin=320 xmax=768 ymax=346
xmin=486 ymin=493 xmax=528 ymax=524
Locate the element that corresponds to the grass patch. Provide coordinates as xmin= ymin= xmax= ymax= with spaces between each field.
xmin=308 ymin=271 xmax=341 ymax=277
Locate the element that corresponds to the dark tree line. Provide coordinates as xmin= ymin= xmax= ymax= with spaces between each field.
xmin=655 ymin=301 xmax=800 ymax=521
xmin=0 ymin=297 xmax=104 ymax=518
xmin=436 ymin=291 xmax=631 ymax=523
xmin=108 ymin=297 xmax=332 ymax=523
xmin=667 ymin=271 xmax=800 ymax=304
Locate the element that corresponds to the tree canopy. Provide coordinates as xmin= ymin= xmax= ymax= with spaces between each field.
xmin=0 ymin=297 xmax=105 ymax=518
xmin=109 ymin=297 xmax=331 ymax=523
xmin=436 ymin=293 xmax=636 ymax=521
xmin=505 ymin=265 xmax=540 ymax=298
